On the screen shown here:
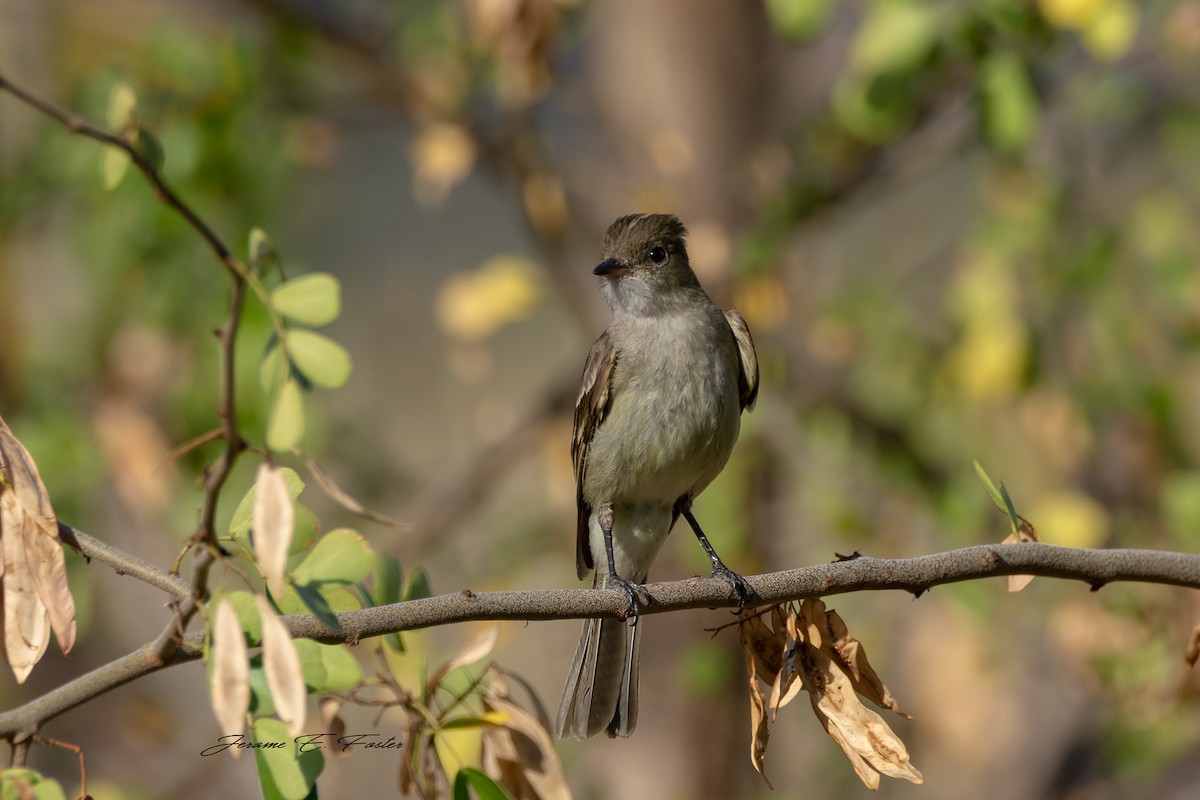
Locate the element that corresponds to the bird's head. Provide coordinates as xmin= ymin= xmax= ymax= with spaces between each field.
xmin=594 ymin=213 xmax=704 ymax=316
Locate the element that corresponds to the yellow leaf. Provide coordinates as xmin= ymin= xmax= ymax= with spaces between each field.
xmin=1026 ymin=490 xmax=1108 ymax=548
xmin=1081 ymin=0 xmax=1137 ymax=60
xmin=410 ymin=123 xmax=476 ymax=205
xmin=435 ymin=256 xmax=541 ymax=342
xmin=1038 ymin=0 xmax=1107 ymax=29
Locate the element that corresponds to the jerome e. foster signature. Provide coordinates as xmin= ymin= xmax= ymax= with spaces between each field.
xmin=201 ymin=733 xmax=403 ymax=756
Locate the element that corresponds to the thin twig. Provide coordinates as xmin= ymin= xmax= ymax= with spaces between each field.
xmin=57 ymin=523 xmax=191 ymax=601
xmin=0 ymin=73 xmax=250 ymax=655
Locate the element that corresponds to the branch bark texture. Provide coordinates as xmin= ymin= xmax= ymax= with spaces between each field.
xmin=2 ymin=542 xmax=1196 ymax=741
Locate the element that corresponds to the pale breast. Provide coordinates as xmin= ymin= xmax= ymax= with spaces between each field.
xmin=582 ymin=308 xmax=742 ymax=507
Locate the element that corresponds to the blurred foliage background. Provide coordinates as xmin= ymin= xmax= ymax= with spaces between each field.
xmin=3 ymin=0 xmax=1200 ymax=798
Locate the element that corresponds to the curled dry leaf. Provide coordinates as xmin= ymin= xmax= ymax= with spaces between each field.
xmin=481 ymin=667 xmax=570 ymax=800
xmin=1 ymin=503 xmax=51 ymax=684
xmin=825 ymin=609 xmax=910 ymax=718
xmin=740 ymin=609 xmax=783 ymax=679
xmin=210 ymin=598 xmax=250 ymax=750
xmin=300 ymin=453 xmax=409 ymax=529
xmin=740 ymin=600 xmax=921 ymax=790
xmin=253 ymin=461 xmax=294 ymax=599
xmin=0 ymin=419 xmax=77 ymax=682
xmin=739 ymin=616 xmax=774 ymax=789
xmin=798 ymin=599 xmax=923 ymax=789
xmin=320 ymin=697 xmax=348 ymax=755
xmin=1186 ymin=623 xmax=1200 ymax=669
xmin=1002 ymin=522 xmax=1040 ymax=592
xmin=256 ymin=594 xmax=307 ymax=738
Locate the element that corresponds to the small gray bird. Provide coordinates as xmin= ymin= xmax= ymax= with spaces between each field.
xmin=556 ymin=213 xmax=759 ymax=739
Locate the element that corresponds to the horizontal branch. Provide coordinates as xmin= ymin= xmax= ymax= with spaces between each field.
xmin=283 ymin=543 xmax=1200 ymax=643
xmin=2 ymin=543 xmax=1196 ymax=740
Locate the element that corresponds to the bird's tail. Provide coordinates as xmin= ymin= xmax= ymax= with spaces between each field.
xmin=555 ymin=606 xmax=640 ymax=738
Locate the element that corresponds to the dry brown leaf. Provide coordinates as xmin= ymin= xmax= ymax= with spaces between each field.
xmin=257 ymin=594 xmax=307 ymax=738
xmin=480 ymin=669 xmax=570 ymax=800
xmin=0 ymin=422 xmax=76 ymax=658
xmin=1 ymin=492 xmax=51 ymax=684
xmin=300 ymin=454 xmax=409 ymax=529
xmin=1186 ymin=623 xmax=1200 ymax=669
xmin=252 ymin=462 xmax=294 ymax=600
xmin=825 ymin=609 xmax=910 ymax=718
xmin=210 ymin=598 xmax=250 ymax=750
xmin=427 ymin=624 xmax=499 ymax=695
xmin=740 ymin=623 xmax=773 ymax=789
xmin=1002 ymin=520 xmax=1040 ymax=592
xmin=768 ymin=606 xmax=803 ymax=717
xmin=740 ymin=610 xmax=782 ymax=681
xmin=320 ymin=697 xmax=349 ymax=756
xmin=798 ymin=599 xmax=923 ymax=789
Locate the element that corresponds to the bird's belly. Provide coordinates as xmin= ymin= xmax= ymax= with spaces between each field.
xmin=584 ymin=349 xmax=740 ymax=506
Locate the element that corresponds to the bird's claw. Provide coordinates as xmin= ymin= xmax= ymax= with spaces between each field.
xmin=711 ymin=563 xmax=754 ymax=611
xmin=607 ymin=573 xmax=652 ymax=619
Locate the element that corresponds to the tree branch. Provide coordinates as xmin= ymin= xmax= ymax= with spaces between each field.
xmin=3 ymin=543 xmax=1196 ymax=740
xmin=58 ymin=523 xmax=191 ymax=601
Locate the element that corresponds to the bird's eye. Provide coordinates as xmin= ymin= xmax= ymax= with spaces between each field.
xmin=648 ymin=246 xmax=668 ymax=264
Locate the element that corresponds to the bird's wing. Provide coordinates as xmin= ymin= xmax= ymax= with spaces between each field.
xmin=572 ymin=329 xmax=618 ymax=579
xmin=723 ymin=309 xmax=759 ymax=412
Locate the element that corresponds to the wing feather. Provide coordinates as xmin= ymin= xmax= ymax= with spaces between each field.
xmin=723 ymin=309 xmax=759 ymax=412
xmin=572 ymin=330 xmax=618 ymax=579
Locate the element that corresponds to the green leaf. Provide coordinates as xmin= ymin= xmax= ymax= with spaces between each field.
xmin=268 ymin=378 xmax=305 ymax=452
xmin=849 ymin=0 xmax=938 ymax=76
xmin=230 ymin=467 xmax=306 ymax=538
xmin=373 ymin=554 xmax=403 ymax=606
xmin=0 ymin=769 xmax=68 ymax=800
xmin=998 ymin=481 xmax=1021 ymax=533
xmin=106 ymin=82 xmax=137 ymax=130
xmin=252 ymin=717 xmax=323 ymax=800
xmin=404 ymin=567 xmax=432 ymax=602
xmin=293 ymin=640 xmax=363 ymax=693
xmin=271 ymin=273 xmax=342 ymax=327
xmin=101 ymin=147 xmax=131 ymax=190
xmin=290 ymin=583 xmax=341 ymax=631
xmin=293 ymin=529 xmax=374 ymax=585
xmin=453 ymin=768 xmax=512 ymax=800
xmin=248 ymin=661 xmax=276 ymax=715
xmin=764 ymin=0 xmax=835 ymax=40
xmin=221 ymin=589 xmax=264 ymax=646
xmin=261 ymin=335 xmax=290 ymax=394
xmin=132 ymin=126 xmax=165 ymax=173
xmin=980 ymin=52 xmax=1038 ymax=153
xmin=249 ymin=227 xmax=278 ymax=267
xmin=974 ymin=460 xmax=1021 ymax=532
xmin=973 ymin=460 xmax=1007 ymax=513
xmin=286 ymin=330 xmax=352 ymax=390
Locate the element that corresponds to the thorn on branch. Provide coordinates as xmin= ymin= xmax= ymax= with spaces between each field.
xmin=833 ymin=551 xmax=863 ymax=562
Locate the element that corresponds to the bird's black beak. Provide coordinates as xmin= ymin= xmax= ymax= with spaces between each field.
xmin=594 ymin=258 xmax=630 ymax=278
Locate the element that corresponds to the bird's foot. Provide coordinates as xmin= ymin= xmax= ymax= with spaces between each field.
xmin=710 ymin=562 xmax=754 ymax=611
xmin=606 ymin=572 xmax=652 ymax=619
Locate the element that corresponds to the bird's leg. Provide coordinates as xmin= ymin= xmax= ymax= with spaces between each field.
xmin=598 ymin=506 xmax=651 ymax=619
xmin=680 ymin=506 xmax=754 ymax=609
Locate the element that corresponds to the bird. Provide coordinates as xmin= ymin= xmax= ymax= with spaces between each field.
xmin=556 ymin=213 xmax=759 ymax=739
